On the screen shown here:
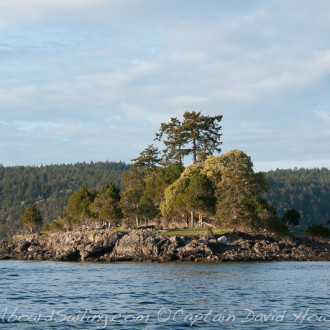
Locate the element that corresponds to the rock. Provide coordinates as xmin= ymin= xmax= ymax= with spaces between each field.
xmin=218 ymin=236 xmax=228 ymax=244
xmin=0 ymin=230 xmax=329 ymax=263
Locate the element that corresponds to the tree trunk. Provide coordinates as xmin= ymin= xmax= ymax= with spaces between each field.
xmin=184 ymin=214 xmax=189 ymax=226
xmin=193 ymin=138 xmax=196 ymax=164
xmin=199 ymin=212 xmax=203 ymax=223
xmin=136 ymin=216 xmax=139 ymax=226
xmin=191 ymin=211 xmax=194 ymax=227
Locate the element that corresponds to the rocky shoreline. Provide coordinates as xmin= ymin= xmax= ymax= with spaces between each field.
xmin=0 ymin=229 xmax=329 ymax=263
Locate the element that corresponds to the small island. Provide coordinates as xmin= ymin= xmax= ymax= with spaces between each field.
xmin=1 ymin=112 xmax=329 ymax=262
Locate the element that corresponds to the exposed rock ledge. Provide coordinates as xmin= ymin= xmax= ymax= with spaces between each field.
xmin=0 ymin=230 xmax=329 ymax=262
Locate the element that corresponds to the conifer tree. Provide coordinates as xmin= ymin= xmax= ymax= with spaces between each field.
xmin=120 ymin=167 xmax=145 ymax=225
xmin=21 ymin=204 xmax=42 ymax=233
xmin=131 ymin=144 xmax=161 ymax=173
xmin=155 ymin=111 xmax=222 ymax=164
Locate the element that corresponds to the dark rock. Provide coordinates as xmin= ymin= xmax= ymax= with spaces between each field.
xmin=0 ymin=230 xmax=329 ymax=263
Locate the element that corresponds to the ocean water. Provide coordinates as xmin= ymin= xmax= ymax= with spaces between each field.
xmin=0 ymin=261 xmax=329 ymax=329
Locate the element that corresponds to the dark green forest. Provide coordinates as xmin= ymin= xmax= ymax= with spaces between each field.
xmin=0 ymin=162 xmax=329 ymax=240
xmin=0 ymin=161 xmax=128 ymax=239
xmin=265 ymin=168 xmax=330 ymax=228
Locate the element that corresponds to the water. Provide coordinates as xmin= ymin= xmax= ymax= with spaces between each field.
xmin=0 ymin=261 xmax=329 ymax=329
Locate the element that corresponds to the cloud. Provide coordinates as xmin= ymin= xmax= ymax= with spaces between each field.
xmin=0 ymin=0 xmax=330 ymax=167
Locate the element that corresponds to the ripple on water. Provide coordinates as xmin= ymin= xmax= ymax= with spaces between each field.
xmin=0 ymin=261 xmax=328 ymax=329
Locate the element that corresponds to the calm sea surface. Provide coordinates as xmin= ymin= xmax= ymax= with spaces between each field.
xmin=0 ymin=261 xmax=329 ymax=329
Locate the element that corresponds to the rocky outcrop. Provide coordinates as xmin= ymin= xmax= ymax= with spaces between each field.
xmin=0 ymin=230 xmax=329 ymax=262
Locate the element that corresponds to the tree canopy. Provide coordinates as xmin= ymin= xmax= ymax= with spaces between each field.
xmin=155 ymin=111 xmax=222 ymax=164
xmin=21 ymin=204 xmax=42 ymax=233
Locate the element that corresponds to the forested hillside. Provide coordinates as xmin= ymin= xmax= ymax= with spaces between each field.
xmin=265 ymin=168 xmax=330 ymax=228
xmin=0 ymin=162 xmax=128 ymax=239
xmin=0 ymin=161 xmax=329 ymax=240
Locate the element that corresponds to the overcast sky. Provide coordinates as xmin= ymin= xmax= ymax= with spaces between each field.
xmin=0 ymin=0 xmax=329 ymax=171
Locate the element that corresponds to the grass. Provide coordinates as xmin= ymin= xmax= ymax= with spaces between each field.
xmin=164 ymin=227 xmax=232 ymax=237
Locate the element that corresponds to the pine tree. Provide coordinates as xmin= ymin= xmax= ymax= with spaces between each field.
xmin=131 ymin=144 xmax=161 ymax=172
xmin=155 ymin=117 xmax=186 ymax=164
xmin=155 ymin=111 xmax=223 ymax=165
xmin=212 ymin=150 xmax=268 ymax=229
xmin=120 ymin=167 xmax=145 ymax=225
xmin=90 ymin=183 xmax=122 ymax=226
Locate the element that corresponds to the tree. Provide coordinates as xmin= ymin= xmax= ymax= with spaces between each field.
xmin=90 ymin=183 xmax=122 ymax=227
xmin=131 ymin=144 xmax=161 ymax=173
xmin=21 ymin=204 xmax=42 ymax=233
xmin=282 ymin=209 xmax=300 ymax=228
xmin=182 ymin=111 xmax=222 ymax=164
xmin=66 ymin=187 xmax=96 ymax=219
xmin=120 ymin=167 xmax=145 ymax=225
xmin=184 ymin=172 xmax=216 ymax=225
xmin=305 ymin=224 xmax=330 ymax=238
xmin=160 ymin=165 xmax=215 ymax=226
xmin=135 ymin=163 xmax=184 ymax=224
xmin=206 ymin=150 xmax=268 ymax=229
xmin=155 ymin=111 xmax=223 ymax=165
xmin=143 ymin=163 xmax=184 ymax=208
xmin=155 ymin=117 xmax=186 ymax=164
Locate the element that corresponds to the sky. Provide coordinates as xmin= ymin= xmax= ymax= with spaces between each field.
xmin=0 ymin=0 xmax=330 ymax=172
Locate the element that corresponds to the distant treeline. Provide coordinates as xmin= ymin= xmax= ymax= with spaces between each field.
xmin=265 ymin=168 xmax=330 ymax=228
xmin=0 ymin=161 xmax=129 ymax=239
xmin=0 ymin=162 xmax=329 ymax=239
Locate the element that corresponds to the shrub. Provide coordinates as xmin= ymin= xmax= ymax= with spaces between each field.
xmin=42 ymin=224 xmax=50 ymax=232
xmin=305 ymin=224 xmax=330 ymax=238
xmin=262 ymin=215 xmax=291 ymax=237
xmin=48 ymin=220 xmax=63 ymax=232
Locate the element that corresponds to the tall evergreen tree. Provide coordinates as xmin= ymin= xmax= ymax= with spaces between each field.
xmin=120 ymin=167 xmax=145 ymax=225
xmin=131 ymin=144 xmax=161 ymax=173
xmin=90 ymin=183 xmax=122 ymax=226
xmin=66 ymin=187 xmax=96 ymax=219
xmin=210 ymin=150 xmax=268 ymax=229
xmin=155 ymin=117 xmax=186 ymax=164
xmin=155 ymin=111 xmax=223 ymax=165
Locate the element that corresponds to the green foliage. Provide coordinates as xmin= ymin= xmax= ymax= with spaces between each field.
xmin=305 ymin=224 xmax=330 ymax=237
xmin=155 ymin=117 xmax=186 ymax=164
xmin=0 ymin=161 xmax=128 ymax=239
xmin=212 ymin=150 xmax=269 ymax=229
xmin=166 ymin=227 xmax=231 ymax=237
xmin=92 ymin=184 xmax=122 ymax=225
xmin=261 ymin=215 xmax=291 ymax=237
xmin=265 ymin=168 xmax=330 ymax=228
xmin=42 ymin=216 xmax=76 ymax=233
xmin=48 ymin=219 xmax=64 ymax=232
xmin=203 ymin=227 xmax=214 ymax=238
xmin=185 ymin=172 xmax=216 ymax=215
xmin=21 ymin=204 xmax=43 ymax=233
xmin=160 ymin=165 xmax=215 ymax=221
xmin=143 ymin=163 xmax=184 ymax=207
xmin=131 ymin=145 xmax=161 ymax=173
xmin=42 ymin=224 xmax=50 ymax=232
xmin=160 ymin=165 xmax=199 ymax=218
xmin=182 ymin=111 xmax=223 ymax=164
xmin=155 ymin=111 xmax=222 ymax=164
xmin=282 ymin=209 xmax=300 ymax=227
xmin=138 ymin=195 xmax=159 ymax=222
xmin=66 ymin=187 xmax=96 ymax=219
xmin=120 ymin=167 xmax=145 ymax=223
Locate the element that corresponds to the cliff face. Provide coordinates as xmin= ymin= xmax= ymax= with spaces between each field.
xmin=0 ymin=229 xmax=329 ymax=262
